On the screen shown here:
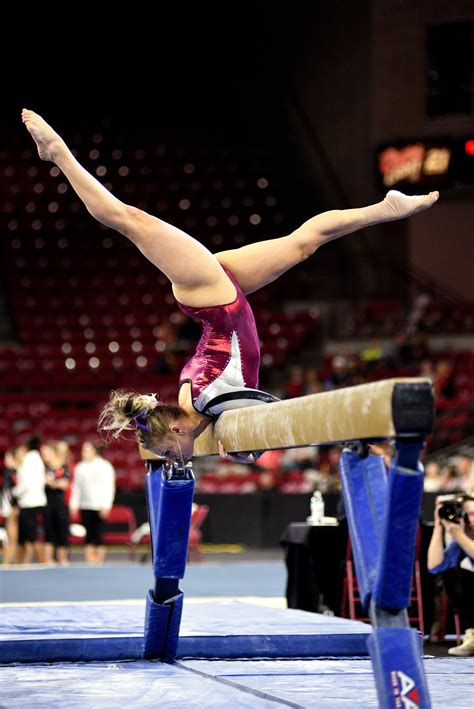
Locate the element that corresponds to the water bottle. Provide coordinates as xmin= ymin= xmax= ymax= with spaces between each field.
xmin=310 ymin=491 xmax=325 ymax=525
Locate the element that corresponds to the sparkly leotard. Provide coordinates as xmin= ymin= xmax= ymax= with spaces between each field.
xmin=177 ymin=266 xmax=276 ymax=416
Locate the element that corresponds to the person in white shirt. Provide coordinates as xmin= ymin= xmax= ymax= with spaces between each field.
xmin=423 ymin=461 xmax=443 ymax=493
xmin=69 ymin=441 xmax=116 ymax=564
xmin=12 ymin=436 xmax=47 ymax=563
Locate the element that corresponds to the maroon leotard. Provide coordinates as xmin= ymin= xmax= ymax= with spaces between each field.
xmin=176 ymin=266 xmax=264 ymax=416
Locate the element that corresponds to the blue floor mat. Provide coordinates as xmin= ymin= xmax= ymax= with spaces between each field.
xmin=0 ymin=661 xmax=280 ymax=708
xmin=1 ymin=658 xmax=473 ymax=708
xmin=182 ymin=658 xmax=474 ymax=708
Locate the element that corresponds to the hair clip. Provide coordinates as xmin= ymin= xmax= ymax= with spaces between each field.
xmin=134 ymin=416 xmax=150 ymax=431
xmin=131 ymin=394 xmax=160 ymax=431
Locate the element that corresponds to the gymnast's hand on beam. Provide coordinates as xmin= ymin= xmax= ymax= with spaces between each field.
xmin=218 ymin=440 xmax=255 ymax=464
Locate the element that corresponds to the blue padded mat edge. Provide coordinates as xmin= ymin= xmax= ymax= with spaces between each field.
xmin=0 ymin=601 xmax=371 ymax=663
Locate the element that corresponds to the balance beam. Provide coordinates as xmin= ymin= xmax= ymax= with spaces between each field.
xmin=140 ymin=377 xmax=433 ymax=460
xmin=140 ymin=376 xmax=435 ymax=705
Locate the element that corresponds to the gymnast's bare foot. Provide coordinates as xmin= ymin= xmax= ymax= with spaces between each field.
xmin=382 ymin=189 xmax=439 ymax=220
xmin=21 ymin=108 xmax=66 ymax=163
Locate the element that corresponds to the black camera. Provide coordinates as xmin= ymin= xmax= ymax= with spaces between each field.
xmin=438 ymin=495 xmax=464 ymax=523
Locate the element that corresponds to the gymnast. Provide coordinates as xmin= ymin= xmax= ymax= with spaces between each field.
xmin=22 ymin=109 xmax=439 ymax=465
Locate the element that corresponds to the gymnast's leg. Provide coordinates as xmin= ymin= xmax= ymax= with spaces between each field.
xmin=216 ymin=189 xmax=439 ymax=294
xmin=21 ymin=109 xmax=233 ymax=306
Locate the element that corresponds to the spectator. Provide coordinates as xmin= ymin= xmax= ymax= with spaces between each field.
xmin=440 ymin=464 xmax=466 ymax=493
xmin=423 ymin=461 xmax=443 ymax=493
xmin=455 ymin=456 xmax=474 ymax=493
xmin=324 ymin=355 xmax=353 ymax=390
xmin=172 ymin=310 xmax=201 ymax=352
xmin=12 ymin=435 xmax=46 ymax=564
xmin=281 ymin=446 xmax=319 ymax=474
xmin=41 ymin=441 xmax=71 ymax=566
xmin=56 ymin=440 xmax=75 ymax=468
xmin=427 ymin=493 xmax=474 ymax=656
xmin=55 ymin=440 xmax=75 ymax=506
xmin=360 ymin=341 xmax=384 ymax=369
xmin=318 ymin=446 xmax=342 ymax=492
xmin=385 ymin=331 xmax=414 ymax=369
xmin=284 ymin=364 xmax=306 ymax=399
xmin=153 ymin=321 xmax=180 ymax=373
xmin=305 ymin=368 xmax=323 ymax=394
xmin=255 ymin=450 xmax=283 ymax=491
xmin=280 ymin=447 xmax=321 ymax=493
xmin=411 ymin=332 xmax=431 ymax=363
xmin=69 ymin=441 xmax=116 ymax=564
xmin=369 ymin=441 xmax=393 ymax=469
xmin=418 ymin=359 xmax=435 ymax=382
xmin=1 ymin=448 xmax=23 ymax=566
xmin=434 ymin=359 xmax=456 ymax=400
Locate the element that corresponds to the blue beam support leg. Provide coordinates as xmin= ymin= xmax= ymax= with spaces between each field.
xmin=340 ymin=447 xmax=387 ymax=608
xmin=374 ymin=439 xmax=424 ymax=610
xmin=340 ymin=439 xmax=431 ymax=708
xmin=142 ymin=460 xmax=195 ymax=662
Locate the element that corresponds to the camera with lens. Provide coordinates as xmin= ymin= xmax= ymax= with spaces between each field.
xmin=438 ymin=495 xmax=465 ymax=523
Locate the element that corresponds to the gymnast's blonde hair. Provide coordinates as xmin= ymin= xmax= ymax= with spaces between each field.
xmin=98 ymin=390 xmax=188 ymax=450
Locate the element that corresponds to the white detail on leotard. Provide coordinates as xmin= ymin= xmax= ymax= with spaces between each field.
xmin=195 ymin=331 xmax=275 ymax=416
xmin=195 ymin=331 xmax=245 ymax=411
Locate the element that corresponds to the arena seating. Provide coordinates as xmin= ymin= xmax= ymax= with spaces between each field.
xmin=0 ymin=124 xmax=471 ymax=491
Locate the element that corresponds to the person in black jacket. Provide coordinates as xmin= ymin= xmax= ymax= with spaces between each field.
xmin=41 ymin=441 xmax=71 ymax=566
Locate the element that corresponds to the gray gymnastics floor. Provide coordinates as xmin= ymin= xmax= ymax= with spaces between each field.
xmin=0 ymin=558 xmax=287 ymax=602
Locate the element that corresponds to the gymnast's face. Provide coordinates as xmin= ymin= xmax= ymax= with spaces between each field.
xmin=153 ymin=429 xmax=194 ymax=463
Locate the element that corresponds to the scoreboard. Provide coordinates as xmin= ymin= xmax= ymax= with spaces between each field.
xmin=376 ymin=137 xmax=474 ymax=191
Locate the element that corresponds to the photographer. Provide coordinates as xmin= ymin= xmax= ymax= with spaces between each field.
xmin=427 ymin=493 xmax=474 ymax=656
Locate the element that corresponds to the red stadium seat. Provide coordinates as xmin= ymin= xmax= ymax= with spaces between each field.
xmin=187 ymin=504 xmax=209 ymax=562
xmin=102 ymin=505 xmax=137 ymax=559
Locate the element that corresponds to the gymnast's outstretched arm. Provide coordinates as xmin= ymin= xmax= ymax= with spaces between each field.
xmin=21 ymin=109 xmax=234 ymax=307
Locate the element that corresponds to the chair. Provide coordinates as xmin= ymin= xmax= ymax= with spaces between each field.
xmin=341 ymin=527 xmax=425 ymax=634
xmin=130 ymin=504 xmax=209 ymax=564
xmin=103 ymin=505 xmax=137 ymax=559
xmin=187 ymin=504 xmax=209 ymax=563
xmin=410 ymin=529 xmax=425 ymax=635
xmin=340 ymin=536 xmax=368 ymax=622
xmin=439 ymin=590 xmax=462 ymax=644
